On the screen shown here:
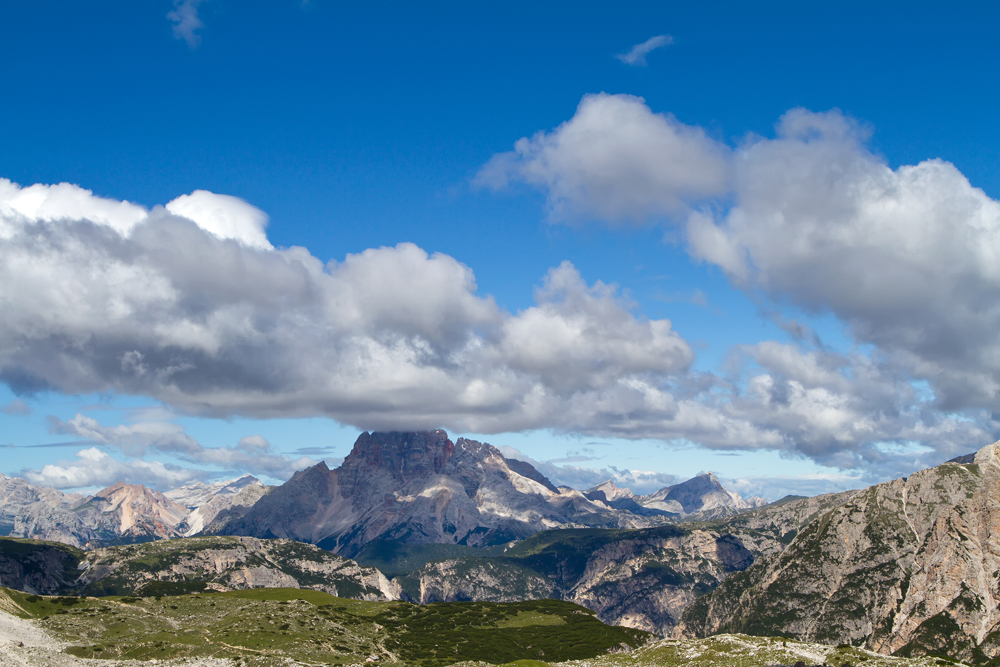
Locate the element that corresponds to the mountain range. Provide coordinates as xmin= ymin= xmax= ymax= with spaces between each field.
xmin=0 ymin=431 xmax=764 ymax=554
xmin=214 ymin=430 xmax=765 ymax=556
xmin=0 ymin=472 xmax=269 ymax=548
xmin=4 ymin=432 xmax=1000 ymax=662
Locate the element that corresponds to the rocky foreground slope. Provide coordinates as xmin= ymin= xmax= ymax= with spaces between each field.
xmin=679 ymin=442 xmax=1000 ymax=663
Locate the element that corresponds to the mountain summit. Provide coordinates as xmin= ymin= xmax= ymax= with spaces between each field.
xmin=641 ymin=472 xmax=767 ymax=517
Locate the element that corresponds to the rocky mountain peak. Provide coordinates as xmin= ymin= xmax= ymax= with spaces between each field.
xmin=640 ymin=471 xmax=755 ymax=516
xmin=585 ymin=480 xmax=635 ymax=503
xmin=974 ymin=440 xmax=1000 ymax=468
xmin=343 ymin=430 xmax=455 ymax=480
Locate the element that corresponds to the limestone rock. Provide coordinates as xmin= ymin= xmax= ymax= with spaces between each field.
xmin=678 ymin=442 xmax=1000 ymax=663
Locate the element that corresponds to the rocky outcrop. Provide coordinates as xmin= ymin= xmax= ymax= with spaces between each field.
xmin=393 ymin=524 xmax=755 ymax=635
xmin=0 ymin=535 xmax=400 ymax=601
xmin=219 ymin=430 xmax=660 ymax=557
xmin=76 ymin=535 xmax=400 ymax=600
xmin=678 ymin=442 xmax=1000 ymax=663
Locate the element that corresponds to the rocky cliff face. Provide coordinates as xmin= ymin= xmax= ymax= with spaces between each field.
xmin=219 ymin=430 xmax=659 ymax=557
xmin=171 ymin=476 xmax=271 ymax=536
xmin=678 ymin=442 xmax=1000 ymax=663
xmin=0 ymin=474 xmax=81 ymax=537
xmin=0 ymin=537 xmax=83 ymax=594
xmin=11 ymin=481 xmax=188 ymax=547
xmin=0 ymin=535 xmax=400 ymax=601
xmin=77 ymin=535 xmax=400 ymax=600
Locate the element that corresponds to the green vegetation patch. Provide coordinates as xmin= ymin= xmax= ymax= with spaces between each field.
xmin=4 ymin=587 xmax=649 ymax=666
xmin=378 ymin=598 xmax=649 ymax=666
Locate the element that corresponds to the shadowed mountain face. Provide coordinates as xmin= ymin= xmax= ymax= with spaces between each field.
xmin=217 ymin=430 xmax=658 ymax=557
xmin=678 ymin=443 xmax=1000 ymax=664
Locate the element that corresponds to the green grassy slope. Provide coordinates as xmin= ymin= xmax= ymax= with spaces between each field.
xmin=2 ymin=586 xmax=651 ymax=666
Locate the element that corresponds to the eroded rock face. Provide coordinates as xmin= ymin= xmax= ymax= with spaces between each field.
xmin=678 ymin=442 xmax=1000 ymax=663
xmin=5 ymin=475 xmax=270 ymax=549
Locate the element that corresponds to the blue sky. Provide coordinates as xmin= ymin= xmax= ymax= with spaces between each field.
xmin=1 ymin=1 xmax=998 ymax=499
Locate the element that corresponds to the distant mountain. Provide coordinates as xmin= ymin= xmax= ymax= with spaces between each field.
xmin=0 ymin=433 xmax=769 ymax=555
xmin=6 ymin=480 xmax=187 ymax=548
xmin=678 ymin=441 xmax=1000 ymax=664
xmin=639 ymin=471 xmax=767 ymax=518
xmin=217 ymin=430 xmax=662 ymax=557
xmin=2 ymin=475 xmax=267 ymax=548
xmin=167 ymin=475 xmax=271 ymax=536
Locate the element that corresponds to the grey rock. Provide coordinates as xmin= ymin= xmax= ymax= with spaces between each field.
xmin=678 ymin=441 xmax=1000 ymax=663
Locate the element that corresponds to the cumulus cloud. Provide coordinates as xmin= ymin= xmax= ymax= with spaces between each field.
xmin=498 ymin=446 xmax=679 ymax=495
xmin=474 ymin=93 xmax=729 ymax=224
xmin=478 ymin=98 xmax=1000 ymax=474
xmin=724 ymin=472 xmax=866 ymax=503
xmin=168 ymin=0 xmax=205 ymax=48
xmin=616 ymin=35 xmax=674 ymax=66
xmin=23 ymin=447 xmax=201 ymax=489
xmin=687 ymin=108 xmax=1000 ymax=413
xmin=165 ymin=190 xmax=272 ymax=249
xmin=714 ymin=342 xmax=990 ymax=470
xmin=0 ymin=178 xmax=708 ymax=441
xmin=49 ymin=414 xmax=314 ymax=480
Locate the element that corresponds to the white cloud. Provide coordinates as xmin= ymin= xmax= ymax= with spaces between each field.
xmin=500 ymin=261 xmax=692 ymax=390
xmin=616 ymin=34 xmax=674 ymax=66
xmin=0 ymin=180 xmax=701 ymax=441
xmin=2 ymin=170 xmax=994 ymax=482
xmin=686 ymin=108 xmax=1000 ymax=414
xmin=165 ymin=190 xmax=272 ymax=249
xmin=475 ymin=93 xmax=729 ymax=224
xmin=168 ymin=0 xmax=205 ymax=48
xmin=477 ymin=99 xmax=1000 ymax=476
xmin=498 ymin=445 xmax=679 ymax=495
xmin=724 ymin=471 xmax=866 ymax=502
xmin=0 ymin=179 xmax=146 ymax=237
xmin=23 ymin=447 xmax=201 ymax=490
xmin=49 ymin=414 xmax=315 ymax=480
